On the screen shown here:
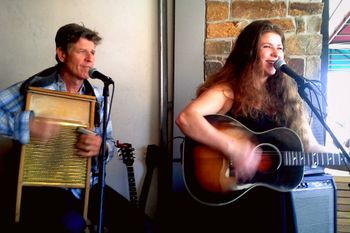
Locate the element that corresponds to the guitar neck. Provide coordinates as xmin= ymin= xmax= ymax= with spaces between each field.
xmin=283 ymin=152 xmax=344 ymax=167
xmin=126 ymin=165 xmax=138 ymax=207
xmin=117 ymin=140 xmax=139 ymax=208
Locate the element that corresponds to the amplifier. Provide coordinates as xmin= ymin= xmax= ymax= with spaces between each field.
xmin=291 ymin=174 xmax=337 ymax=233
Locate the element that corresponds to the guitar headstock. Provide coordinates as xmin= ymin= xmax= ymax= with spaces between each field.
xmin=116 ymin=140 xmax=135 ymax=166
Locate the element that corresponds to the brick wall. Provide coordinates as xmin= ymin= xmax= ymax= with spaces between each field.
xmin=205 ymin=0 xmax=324 ymax=80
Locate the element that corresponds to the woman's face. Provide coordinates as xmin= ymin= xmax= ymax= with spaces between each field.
xmin=258 ymin=32 xmax=284 ymax=79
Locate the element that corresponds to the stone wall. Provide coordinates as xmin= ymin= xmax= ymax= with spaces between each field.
xmin=205 ymin=0 xmax=325 ymax=80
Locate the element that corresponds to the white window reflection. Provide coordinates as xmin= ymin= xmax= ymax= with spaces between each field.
xmin=326 ymin=71 xmax=350 ymax=151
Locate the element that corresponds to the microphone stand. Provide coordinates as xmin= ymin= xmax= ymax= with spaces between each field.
xmin=96 ymin=80 xmax=113 ymax=233
xmin=295 ymin=76 xmax=350 ymax=164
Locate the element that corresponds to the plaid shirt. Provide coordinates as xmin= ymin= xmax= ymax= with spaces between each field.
xmin=0 ymin=71 xmax=116 ymax=198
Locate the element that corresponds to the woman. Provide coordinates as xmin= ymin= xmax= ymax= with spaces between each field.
xmin=175 ymin=20 xmax=327 ymax=233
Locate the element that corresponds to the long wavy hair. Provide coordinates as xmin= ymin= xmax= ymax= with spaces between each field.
xmin=198 ymin=20 xmax=310 ymax=144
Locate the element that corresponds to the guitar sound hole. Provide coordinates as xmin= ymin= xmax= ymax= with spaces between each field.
xmin=257 ymin=143 xmax=281 ymax=174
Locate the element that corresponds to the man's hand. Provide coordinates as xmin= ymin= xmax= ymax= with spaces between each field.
xmin=29 ymin=118 xmax=60 ymax=142
xmin=75 ymin=133 xmax=102 ymax=157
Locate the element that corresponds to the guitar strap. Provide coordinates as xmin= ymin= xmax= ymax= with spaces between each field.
xmin=19 ymin=65 xmax=101 ymax=127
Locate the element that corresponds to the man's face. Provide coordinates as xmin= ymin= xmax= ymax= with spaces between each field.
xmin=58 ymin=38 xmax=96 ymax=80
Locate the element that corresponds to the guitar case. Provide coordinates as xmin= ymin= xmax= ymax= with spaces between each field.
xmin=139 ymin=144 xmax=159 ymax=211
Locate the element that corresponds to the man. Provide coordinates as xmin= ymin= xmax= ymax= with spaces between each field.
xmin=0 ymin=23 xmax=151 ymax=233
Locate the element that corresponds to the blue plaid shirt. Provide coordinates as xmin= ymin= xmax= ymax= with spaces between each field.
xmin=0 ymin=71 xmax=116 ymax=198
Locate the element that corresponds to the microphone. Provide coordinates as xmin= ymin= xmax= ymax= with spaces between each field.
xmin=88 ymin=68 xmax=114 ymax=84
xmin=273 ymin=59 xmax=308 ymax=88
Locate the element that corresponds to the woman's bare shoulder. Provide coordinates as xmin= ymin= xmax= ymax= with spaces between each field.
xmin=210 ymin=83 xmax=233 ymax=99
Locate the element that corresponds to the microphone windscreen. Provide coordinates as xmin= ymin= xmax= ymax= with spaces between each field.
xmin=88 ymin=68 xmax=97 ymax=78
xmin=273 ymin=59 xmax=286 ymax=70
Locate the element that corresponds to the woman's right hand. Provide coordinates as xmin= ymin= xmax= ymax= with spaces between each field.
xmin=227 ymin=138 xmax=262 ymax=183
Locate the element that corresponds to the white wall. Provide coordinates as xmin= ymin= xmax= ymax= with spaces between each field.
xmin=0 ymin=0 xmax=159 ymax=217
xmin=172 ymin=0 xmax=205 ymax=192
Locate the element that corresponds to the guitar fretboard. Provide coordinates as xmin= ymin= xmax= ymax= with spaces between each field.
xmin=283 ymin=152 xmax=344 ymax=166
xmin=126 ymin=165 xmax=138 ymax=207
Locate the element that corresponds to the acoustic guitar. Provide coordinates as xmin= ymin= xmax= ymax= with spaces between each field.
xmin=183 ymin=114 xmax=346 ymax=206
